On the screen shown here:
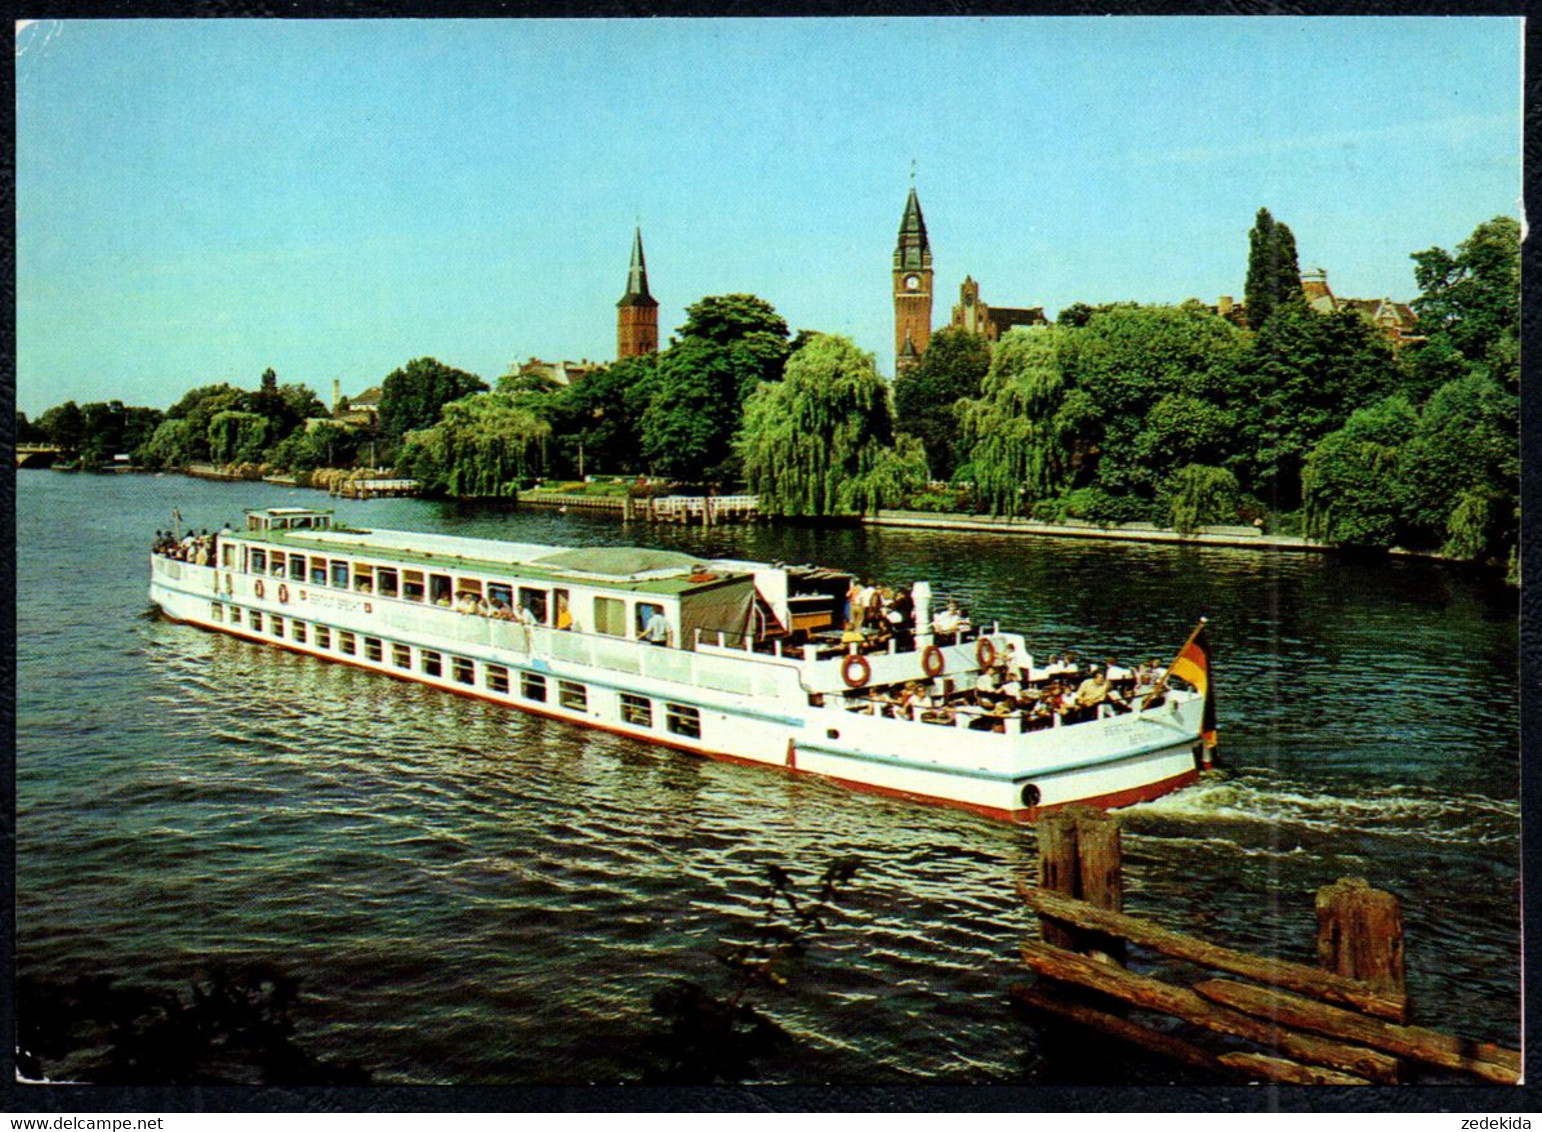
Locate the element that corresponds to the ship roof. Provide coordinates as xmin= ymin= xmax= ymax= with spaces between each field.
xmin=250 ymin=525 xmax=746 ymax=596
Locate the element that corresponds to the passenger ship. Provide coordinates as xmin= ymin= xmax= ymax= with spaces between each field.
xmin=148 ymin=507 xmax=1215 ymax=822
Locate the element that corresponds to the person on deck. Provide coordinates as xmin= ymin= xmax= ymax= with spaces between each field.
xmin=643 ymin=608 xmax=672 ymax=647
xmin=1073 ymin=669 xmax=1112 ymax=720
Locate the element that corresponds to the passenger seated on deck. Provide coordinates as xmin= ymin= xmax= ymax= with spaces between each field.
xmin=455 ymin=592 xmax=478 ymax=614
xmin=1072 ymin=669 xmax=1112 ymax=720
xmin=931 ymin=602 xmax=962 ymax=645
xmin=1105 ymin=657 xmax=1132 ymax=683
xmin=840 ymin=620 xmax=867 ymax=648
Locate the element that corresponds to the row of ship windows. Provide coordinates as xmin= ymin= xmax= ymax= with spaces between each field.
xmin=208 ymin=601 xmax=703 ymax=739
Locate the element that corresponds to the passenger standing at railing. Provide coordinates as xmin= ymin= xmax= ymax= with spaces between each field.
xmin=642 ymin=608 xmax=672 ymax=647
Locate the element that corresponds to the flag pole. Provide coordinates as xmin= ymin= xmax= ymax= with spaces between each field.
xmin=1141 ymin=616 xmax=1208 ymax=709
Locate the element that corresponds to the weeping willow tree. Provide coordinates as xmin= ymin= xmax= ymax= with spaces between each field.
xmin=739 ymin=334 xmax=926 ymax=516
xmin=956 ymin=327 xmax=1091 ymax=516
xmin=398 ymin=392 xmax=551 ymax=498
xmin=1165 ymin=464 xmax=1242 ymax=535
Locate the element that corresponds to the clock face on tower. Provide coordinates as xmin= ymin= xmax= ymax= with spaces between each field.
xmin=904 ymin=274 xmax=921 ymax=291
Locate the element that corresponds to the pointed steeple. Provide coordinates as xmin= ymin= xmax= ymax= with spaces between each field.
xmin=618 ymin=227 xmax=657 ymax=309
xmin=894 ymin=186 xmax=932 ymax=273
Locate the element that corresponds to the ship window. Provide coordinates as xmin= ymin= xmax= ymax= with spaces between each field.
xmin=519 ymin=588 xmax=549 ymax=625
xmin=452 ymin=657 xmax=475 ymax=685
xmin=376 ymin=568 xmax=399 ymax=599
xmin=421 ymin=649 xmax=442 ymax=677
xmin=250 ymin=611 xmax=263 ymax=631
xmin=339 ymin=631 xmax=356 ymax=656
xmin=636 ymin=602 xmax=664 ymax=638
xmin=230 ymin=606 xmax=242 ymax=625
xmin=666 ymin=704 xmax=702 ymax=739
xmin=210 ymin=602 xmax=224 ymax=622
xmin=310 ymin=557 xmax=327 ymax=584
xmin=365 ymin=636 xmax=383 ymax=662
xmin=392 ymin=643 xmax=411 ymax=669
xmin=457 ymin=578 xmax=483 ymax=599
xmin=559 ymin=681 xmax=587 ymax=712
xmin=403 ymin=570 xmax=425 ymax=602
xmin=555 ymin=589 xmax=573 ymax=631
xmin=620 ymin=693 xmax=652 ymax=728
xmin=354 ymin=565 xmax=374 ymax=593
xmin=316 ymin=626 xmax=331 ymax=650
xmin=331 ymin=561 xmax=350 ymax=588
xmin=488 ymin=583 xmax=513 ymax=610
xmin=289 ymin=556 xmax=306 ymax=582
xmin=521 ymin=672 xmax=547 ymax=702
xmin=271 ymin=615 xmax=285 ymax=638
xmin=250 ymin=549 xmax=267 ymax=573
xmin=593 ymin=596 xmax=626 ymax=637
xmin=270 ymin=552 xmax=286 ymax=576
xmin=430 ymin=574 xmax=452 ymax=605
xmin=485 ymin=664 xmax=510 ymax=694
xmin=292 ymin=622 xmax=307 ymax=644
xmin=222 ymin=544 xmax=234 ymax=568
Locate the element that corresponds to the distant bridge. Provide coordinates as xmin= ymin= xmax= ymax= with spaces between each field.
xmin=16 ymin=444 xmax=67 ymax=468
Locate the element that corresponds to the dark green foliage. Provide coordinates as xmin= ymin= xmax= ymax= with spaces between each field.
xmin=893 ymin=326 xmax=992 ymax=481
xmin=16 ymin=965 xmax=371 ymax=1085
xmin=135 ymin=418 xmax=198 ymax=469
xmin=643 ymin=857 xmax=861 ymax=1084
xmin=36 ymin=400 xmax=86 ymax=450
xmin=1410 ymin=215 xmax=1520 ymax=387
xmin=16 ymin=411 xmax=40 ymax=443
xmin=1301 ymin=397 xmax=1418 ymax=547
xmin=378 ymin=357 xmax=488 ymax=445
xmin=267 ymin=421 xmax=360 ymax=475
xmin=206 ymin=410 xmax=271 ymax=465
xmin=1244 ymin=207 xmax=1304 ymax=330
xmin=397 ymin=392 xmax=550 ymax=498
xmin=1165 ymin=464 xmax=1243 ymax=535
xmin=740 ymin=334 xmax=926 ymax=516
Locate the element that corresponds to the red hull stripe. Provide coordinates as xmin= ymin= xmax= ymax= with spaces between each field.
xmin=159 ymin=610 xmax=1197 ymax=824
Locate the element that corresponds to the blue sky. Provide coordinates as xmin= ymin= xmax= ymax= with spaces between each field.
xmin=16 ymin=16 xmax=1522 ymax=416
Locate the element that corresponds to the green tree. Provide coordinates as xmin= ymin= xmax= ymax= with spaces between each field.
xmin=378 ymin=358 xmax=488 ymax=445
xmin=546 ymin=356 xmax=658 ymax=478
xmin=397 ymin=392 xmax=550 ymax=498
xmin=739 ymin=334 xmax=925 ymax=516
xmin=1165 ymin=464 xmax=1242 ymax=535
xmin=16 ymin=411 xmax=40 ymax=444
xmin=677 ymin=293 xmax=792 ymax=392
xmin=1244 ymin=207 xmax=1304 ymax=330
xmin=1301 ymin=396 xmax=1418 ymax=547
xmin=206 ymin=411 xmax=272 ymax=465
xmin=36 ymin=401 xmax=86 ymax=450
xmin=266 ymin=421 xmax=359 ymax=475
xmin=1410 ymin=215 xmax=1520 ymax=390
xmin=892 ymin=326 xmax=992 ymax=481
xmin=135 ymin=418 xmax=198 ymax=469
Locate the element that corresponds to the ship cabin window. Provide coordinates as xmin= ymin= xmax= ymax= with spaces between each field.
xmin=271 ymin=615 xmax=285 ymax=638
xmin=354 ymin=565 xmax=374 ymax=593
xmin=250 ymin=611 xmax=263 ymax=631
xmin=230 ymin=607 xmax=242 ymax=625
xmin=331 ymin=561 xmax=350 ymax=588
xmin=452 ymin=657 xmax=475 ymax=685
xmin=593 ymin=596 xmax=627 ymax=637
xmin=392 ymin=643 xmax=411 ymax=669
xmin=250 ymin=549 xmax=267 ymax=574
xmin=316 ymin=626 xmax=331 ymax=650
xmin=485 ymin=664 xmax=510 ymax=694
xmin=289 ymin=556 xmax=306 ymax=582
xmin=338 ymin=631 xmax=356 ymax=655
xmin=522 ymin=672 xmax=548 ymax=702
xmin=430 ymin=574 xmax=452 ymax=606
xmin=558 ymin=680 xmax=588 ymax=712
xmin=270 ymin=552 xmax=286 ymax=577
xmin=488 ymin=582 xmax=513 ymax=611
xmin=365 ymin=636 xmax=383 ymax=662
xmin=620 ymin=693 xmax=652 ymax=728
xmin=555 ymin=589 xmax=573 ymax=631
xmin=310 ymin=557 xmax=327 ymax=585
xmin=458 ymin=579 xmax=483 ymax=599
xmin=222 ymin=544 xmax=235 ymax=568
xmin=666 ymin=704 xmax=702 ymax=740
xmin=211 ymin=602 xmax=224 ymax=622
xmin=420 ymin=649 xmax=442 ymax=678
xmin=402 ymin=570 xmax=426 ymax=602
xmin=376 ymin=568 xmax=399 ymax=599
xmin=519 ymin=588 xmax=549 ymax=625
xmin=292 ymin=622 xmax=307 ymax=644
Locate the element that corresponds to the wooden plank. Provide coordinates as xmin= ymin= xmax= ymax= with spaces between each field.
xmin=1317 ymin=878 xmax=1406 ymax=1007
xmin=1194 ymin=979 xmax=1520 ymax=1085
xmin=1017 ymin=882 xmax=1407 ymax=1021
xmin=1217 ymin=1052 xmax=1371 ymax=1086
xmin=1019 ymin=939 xmax=1399 ymax=1082
xmin=1009 ymin=983 xmax=1223 ymax=1079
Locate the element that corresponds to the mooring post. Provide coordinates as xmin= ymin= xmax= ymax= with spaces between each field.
xmin=1315 ymin=877 xmax=1406 ymax=1018
xmin=1037 ymin=806 xmax=1125 ymax=962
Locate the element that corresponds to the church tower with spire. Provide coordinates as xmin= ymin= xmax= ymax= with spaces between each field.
xmin=616 ymin=227 xmax=659 ymax=359
xmin=893 ymin=185 xmax=933 ymax=376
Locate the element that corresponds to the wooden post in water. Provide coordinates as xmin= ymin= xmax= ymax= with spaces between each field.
xmin=1315 ymin=877 xmax=1406 ymax=1020
xmin=1036 ymin=806 xmax=1124 ymax=962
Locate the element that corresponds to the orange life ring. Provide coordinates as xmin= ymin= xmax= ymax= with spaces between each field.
xmin=841 ymin=653 xmax=871 ymax=688
xmin=278 ymin=583 xmax=290 ymax=604
xmin=975 ymin=636 xmax=996 ymax=669
xmin=921 ymin=645 xmax=946 ymax=678
xmin=254 ymin=579 xmax=265 ymax=600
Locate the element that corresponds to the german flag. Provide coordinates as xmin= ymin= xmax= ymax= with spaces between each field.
xmin=1168 ymin=620 xmax=1218 ymax=748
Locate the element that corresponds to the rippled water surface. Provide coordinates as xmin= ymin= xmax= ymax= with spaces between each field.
xmin=16 ymin=473 xmax=1521 ymax=1083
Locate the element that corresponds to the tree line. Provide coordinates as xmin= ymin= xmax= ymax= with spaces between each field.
xmin=19 ymin=211 xmax=1516 ymax=574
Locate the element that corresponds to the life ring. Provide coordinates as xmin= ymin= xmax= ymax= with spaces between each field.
xmin=841 ymin=653 xmax=871 ymax=688
xmin=975 ymin=636 xmax=997 ymax=669
xmin=253 ymin=579 xmax=265 ymax=600
xmin=278 ymin=583 xmax=290 ymax=604
xmin=921 ymin=645 xmax=946 ymax=678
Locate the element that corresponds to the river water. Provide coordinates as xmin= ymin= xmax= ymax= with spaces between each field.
xmin=15 ymin=471 xmax=1520 ymax=1085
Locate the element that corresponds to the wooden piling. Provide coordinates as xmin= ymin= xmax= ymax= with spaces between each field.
xmin=1036 ymin=806 xmax=1124 ymax=961
xmin=1316 ymin=877 xmax=1406 ymax=1015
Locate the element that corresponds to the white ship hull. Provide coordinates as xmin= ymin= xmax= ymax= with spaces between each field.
xmin=150 ymin=550 xmax=1208 ymax=822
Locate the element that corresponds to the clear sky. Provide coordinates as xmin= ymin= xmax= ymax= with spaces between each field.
xmin=16 ymin=16 xmax=1522 ymax=416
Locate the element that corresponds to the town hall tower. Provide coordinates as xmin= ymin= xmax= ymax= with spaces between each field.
xmin=893 ymin=186 xmax=933 ymax=376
